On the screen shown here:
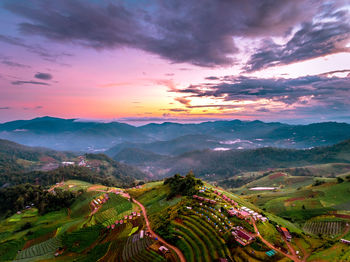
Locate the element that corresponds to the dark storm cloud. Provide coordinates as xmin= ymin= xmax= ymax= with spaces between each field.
xmin=245 ymin=10 xmax=350 ymax=72
xmin=5 ymin=0 xmax=342 ymax=67
xmin=34 ymin=72 xmax=52 ymax=80
xmin=12 ymin=80 xmax=50 ymax=86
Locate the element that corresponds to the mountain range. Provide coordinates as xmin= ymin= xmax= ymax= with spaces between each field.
xmin=1 ymin=117 xmax=350 ymax=154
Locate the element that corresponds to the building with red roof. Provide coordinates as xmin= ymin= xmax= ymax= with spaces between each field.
xmin=280 ymin=227 xmax=292 ymax=241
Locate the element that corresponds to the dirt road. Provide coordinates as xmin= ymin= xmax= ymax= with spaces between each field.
xmin=132 ymin=199 xmax=186 ymax=262
xmin=252 ymin=220 xmax=301 ymax=262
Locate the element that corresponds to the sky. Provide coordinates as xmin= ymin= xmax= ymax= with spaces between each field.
xmin=0 ymin=0 xmax=349 ymax=124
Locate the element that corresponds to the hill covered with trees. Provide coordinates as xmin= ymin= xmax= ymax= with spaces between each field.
xmin=0 ymin=139 xmax=146 ymax=188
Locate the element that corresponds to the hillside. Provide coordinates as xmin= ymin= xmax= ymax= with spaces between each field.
xmin=106 ymin=134 xmax=224 ymax=157
xmin=0 ymin=139 xmax=146 ymax=188
xmin=114 ymin=148 xmax=168 ymax=165
xmin=1 ymin=177 xmax=349 ymax=261
xmin=130 ymin=139 xmax=350 ymax=180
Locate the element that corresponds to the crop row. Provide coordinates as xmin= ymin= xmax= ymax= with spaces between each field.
xmin=15 ymin=236 xmax=61 ymax=260
xmin=122 ymin=234 xmax=154 ymax=261
xmin=171 ymin=214 xmax=231 ymax=262
xmin=303 ymin=221 xmax=344 ymax=236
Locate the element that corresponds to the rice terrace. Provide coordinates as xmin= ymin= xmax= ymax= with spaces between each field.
xmin=1 ymin=0 xmax=350 ymax=261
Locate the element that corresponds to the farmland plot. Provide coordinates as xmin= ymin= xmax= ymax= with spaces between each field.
xmin=14 ymin=236 xmax=61 ymax=261
xmin=303 ymin=221 xmax=345 ymax=236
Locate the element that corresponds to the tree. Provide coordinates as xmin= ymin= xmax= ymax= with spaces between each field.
xmin=337 ymin=177 xmax=344 ymax=183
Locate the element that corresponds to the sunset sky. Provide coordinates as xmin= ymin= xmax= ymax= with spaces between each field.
xmin=0 ymin=0 xmax=349 ymax=124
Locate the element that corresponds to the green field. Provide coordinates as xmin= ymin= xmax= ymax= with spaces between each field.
xmin=1 ymin=177 xmax=349 ymax=262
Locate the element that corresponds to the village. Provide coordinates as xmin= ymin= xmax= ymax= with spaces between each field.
xmin=191 ymin=186 xmax=294 ymax=258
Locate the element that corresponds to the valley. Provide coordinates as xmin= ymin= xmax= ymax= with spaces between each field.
xmin=1 ymin=119 xmax=350 ymax=261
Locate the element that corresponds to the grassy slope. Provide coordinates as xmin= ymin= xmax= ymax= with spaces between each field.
xmin=0 ymin=180 xmax=153 ymax=262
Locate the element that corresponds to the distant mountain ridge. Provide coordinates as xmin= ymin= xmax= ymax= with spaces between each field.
xmin=1 ymin=116 xmax=350 ymax=153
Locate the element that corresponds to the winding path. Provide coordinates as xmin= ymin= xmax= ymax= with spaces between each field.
xmin=132 ymin=199 xmax=186 ymax=262
xmin=252 ymin=220 xmax=301 ymax=262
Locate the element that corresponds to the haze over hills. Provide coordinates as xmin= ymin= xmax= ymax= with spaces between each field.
xmin=1 ymin=117 xmax=350 ymax=153
xmin=0 ymin=139 xmax=146 ymax=188
xmin=113 ymin=139 xmax=350 ymax=180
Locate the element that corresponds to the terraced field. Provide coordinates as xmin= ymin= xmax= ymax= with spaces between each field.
xmin=63 ymin=225 xmax=103 ymax=253
xmin=171 ymin=212 xmax=231 ymax=262
xmin=122 ymin=234 xmax=154 ymax=261
xmin=15 ymin=236 xmax=61 ymax=261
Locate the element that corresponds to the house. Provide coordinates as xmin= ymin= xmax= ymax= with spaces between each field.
xmin=61 ymin=161 xmax=75 ymax=166
xmin=159 ymin=246 xmax=169 ymax=254
xmin=140 ymin=230 xmax=144 ymax=239
xmin=228 ymin=208 xmax=238 ymax=217
xmin=341 ymin=239 xmax=350 ymax=244
xmin=237 ymin=210 xmax=250 ymax=219
xmin=236 ymin=229 xmax=255 ymax=242
xmin=232 ymin=228 xmax=255 ymax=246
xmin=280 ymin=227 xmax=292 ymax=241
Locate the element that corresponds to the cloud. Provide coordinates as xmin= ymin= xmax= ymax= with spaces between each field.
xmin=245 ymin=9 xmax=350 ymax=72
xmin=172 ymin=74 xmax=350 ymax=118
xmin=168 ymin=108 xmax=189 ymax=112
xmin=12 ymin=80 xmax=50 ymax=86
xmin=175 ymin=97 xmax=191 ymax=106
xmin=0 ymin=107 xmax=11 ymax=110
xmin=205 ymin=76 xmax=220 ymax=80
xmin=0 ymin=34 xmax=72 ymax=62
xmin=22 ymin=105 xmax=43 ymax=110
xmin=318 ymin=69 xmax=350 ymax=77
xmin=1 ymin=60 xmax=31 ymax=68
xmin=34 ymin=72 xmax=52 ymax=80
xmin=5 ymin=0 xmax=342 ymax=67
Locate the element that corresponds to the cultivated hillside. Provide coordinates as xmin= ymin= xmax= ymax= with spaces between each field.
xmin=1 ymin=176 xmax=349 ymax=261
